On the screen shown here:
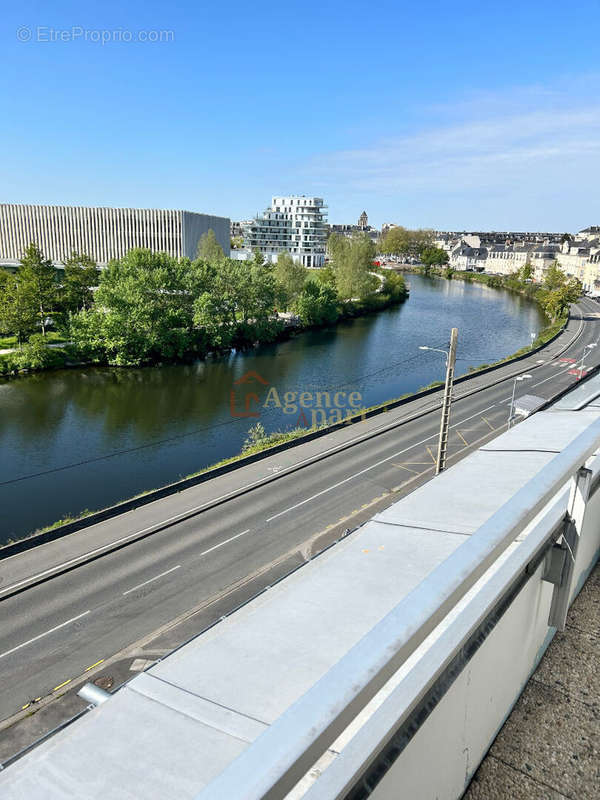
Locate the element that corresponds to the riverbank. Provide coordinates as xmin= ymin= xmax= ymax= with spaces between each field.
xmin=2 ymin=296 xmax=577 ymax=550
xmin=0 ymin=278 xmax=409 ymax=378
xmin=441 ymin=270 xmax=570 ymax=364
xmin=24 ymin=309 xmax=568 ymax=543
xmin=398 ymin=266 xmax=570 ymax=360
xmin=0 ymin=273 xmax=545 ymax=539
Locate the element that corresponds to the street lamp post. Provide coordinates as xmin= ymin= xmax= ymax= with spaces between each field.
xmin=579 ymin=343 xmax=597 ymax=379
xmin=420 ymin=327 xmax=459 ymax=474
xmin=508 ymin=374 xmax=532 ymax=428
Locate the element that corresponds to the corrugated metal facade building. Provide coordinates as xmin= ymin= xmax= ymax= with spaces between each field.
xmin=0 ymin=204 xmax=230 ymax=265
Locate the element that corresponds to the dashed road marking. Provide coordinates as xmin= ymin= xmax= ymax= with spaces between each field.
xmin=265 ymin=401 xmax=500 ymax=523
xmin=0 ymin=611 xmax=91 ymax=661
xmin=481 ymin=416 xmax=495 ymax=431
xmin=200 ymin=530 xmax=250 ymax=556
xmin=122 ymin=565 xmax=181 ymax=596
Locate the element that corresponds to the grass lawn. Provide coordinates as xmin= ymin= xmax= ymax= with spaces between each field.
xmin=0 ymin=331 xmax=67 ymax=348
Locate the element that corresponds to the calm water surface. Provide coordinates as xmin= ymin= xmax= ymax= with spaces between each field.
xmin=0 ymin=275 xmax=545 ymax=540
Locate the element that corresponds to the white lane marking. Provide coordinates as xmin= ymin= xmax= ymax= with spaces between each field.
xmin=122 ymin=565 xmax=181 ymax=596
xmin=200 ymin=529 xmax=250 ymax=556
xmin=1 ymin=403 xmax=457 ymax=586
xmin=0 ymin=610 xmax=90 ymax=660
xmin=3 ymin=308 xmax=593 ymax=593
xmin=266 ymin=403 xmax=499 ymax=522
xmin=498 ymin=350 xmax=600 ymax=402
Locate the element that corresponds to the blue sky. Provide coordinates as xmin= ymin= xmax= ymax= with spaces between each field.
xmin=2 ymin=0 xmax=599 ymax=231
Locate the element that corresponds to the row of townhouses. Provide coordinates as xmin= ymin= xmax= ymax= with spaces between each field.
xmin=436 ymin=228 xmax=600 ymax=292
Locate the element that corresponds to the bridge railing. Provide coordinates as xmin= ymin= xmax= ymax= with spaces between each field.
xmin=195 ymin=417 xmax=600 ymax=800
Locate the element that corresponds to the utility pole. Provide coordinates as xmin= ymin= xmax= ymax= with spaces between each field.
xmin=436 ymin=328 xmax=458 ymax=475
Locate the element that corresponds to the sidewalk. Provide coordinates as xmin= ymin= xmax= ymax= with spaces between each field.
xmin=0 ymin=310 xmax=585 ymax=599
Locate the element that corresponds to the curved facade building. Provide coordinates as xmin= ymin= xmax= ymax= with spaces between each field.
xmin=243 ymin=195 xmax=328 ymax=267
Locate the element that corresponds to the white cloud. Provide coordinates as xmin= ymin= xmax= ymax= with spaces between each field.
xmin=303 ymin=78 xmax=600 ymax=205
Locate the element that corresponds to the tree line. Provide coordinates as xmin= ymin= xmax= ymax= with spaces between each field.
xmin=0 ymin=245 xmax=99 ymax=346
xmin=0 ymin=230 xmax=408 ymax=370
xmin=378 ymin=226 xmax=450 ymax=274
xmin=502 ymin=261 xmax=582 ymax=321
xmin=378 ymin=225 xmax=582 ymax=318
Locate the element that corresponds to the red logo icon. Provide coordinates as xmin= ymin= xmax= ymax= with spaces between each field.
xmin=230 ymin=371 xmax=269 ymax=418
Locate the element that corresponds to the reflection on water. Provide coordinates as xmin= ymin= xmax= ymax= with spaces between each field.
xmin=0 ymin=275 xmax=545 ymax=540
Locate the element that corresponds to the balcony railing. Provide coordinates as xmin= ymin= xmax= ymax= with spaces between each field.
xmin=195 ymin=417 xmax=600 ymax=800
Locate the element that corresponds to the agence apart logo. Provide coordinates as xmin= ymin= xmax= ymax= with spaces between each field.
xmin=230 ymin=371 xmax=364 ymax=427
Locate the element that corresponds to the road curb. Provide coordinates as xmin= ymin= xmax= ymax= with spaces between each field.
xmin=1 ymin=314 xmax=573 ymax=558
xmin=0 ymin=309 xmax=581 ymax=599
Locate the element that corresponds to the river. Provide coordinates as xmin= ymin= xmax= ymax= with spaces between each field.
xmin=0 ymin=274 xmax=545 ymax=541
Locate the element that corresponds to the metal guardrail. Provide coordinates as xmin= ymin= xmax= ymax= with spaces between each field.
xmin=195 ymin=417 xmax=600 ymax=800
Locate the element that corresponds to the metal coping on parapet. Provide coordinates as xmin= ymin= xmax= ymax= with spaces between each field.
xmin=0 ymin=522 xmax=366 ymax=771
xmin=341 ymin=516 xmax=567 ymax=799
xmin=194 ymin=417 xmax=600 ymax=800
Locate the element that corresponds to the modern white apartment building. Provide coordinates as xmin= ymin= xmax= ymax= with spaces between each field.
xmin=0 ymin=204 xmax=230 ymax=268
xmin=243 ymin=196 xmax=328 ymax=267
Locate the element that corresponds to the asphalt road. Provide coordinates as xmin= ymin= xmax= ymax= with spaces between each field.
xmin=1 ymin=298 xmax=600 ymax=723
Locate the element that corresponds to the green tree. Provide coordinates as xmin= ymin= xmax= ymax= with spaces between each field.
xmin=379 ymin=270 xmax=408 ymax=300
xmin=314 ymin=264 xmax=337 ymax=291
xmin=296 ymin=281 xmax=338 ymax=326
xmin=421 ymin=247 xmax=449 ymax=269
xmin=183 ymin=257 xmax=215 ymax=298
xmin=331 ymin=233 xmax=375 ymax=300
xmin=409 ymin=229 xmax=434 ymax=257
xmin=273 ymin=252 xmax=307 ymax=310
xmin=193 ymin=258 xmax=276 ymax=348
xmin=61 ymin=252 xmax=99 ymax=313
xmin=543 ymin=260 xmax=567 ymax=291
xmin=326 ymin=232 xmax=346 ymax=261
xmin=238 ymin=261 xmax=276 ymax=324
xmin=0 ymin=269 xmax=38 ymax=346
xmin=538 ymin=261 xmax=582 ymax=321
xmin=230 ymin=236 xmax=244 ymax=250
xmin=252 ymin=248 xmax=265 ymax=267
xmin=519 ymin=262 xmax=534 ymax=282
xmin=72 ymin=248 xmax=195 ymax=365
xmin=380 ymin=227 xmax=434 ymax=260
xmin=18 ymin=243 xmax=58 ymax=337
xmin=379 ymin=226 xmax=410 ymax=256
xmin=196 ymin=229 xmax=225 ymax=264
